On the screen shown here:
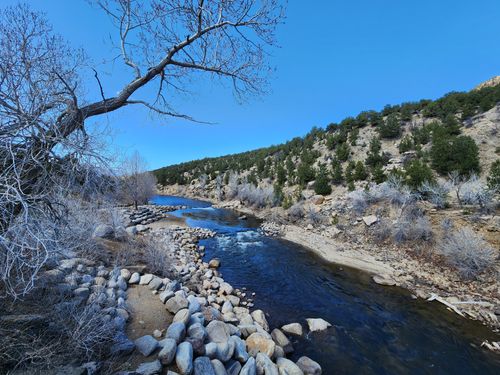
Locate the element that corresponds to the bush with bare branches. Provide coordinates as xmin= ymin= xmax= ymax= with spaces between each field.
xmin=439 ymin=227 xmax=497 ymax=280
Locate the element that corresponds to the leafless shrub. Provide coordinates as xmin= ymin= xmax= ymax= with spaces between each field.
xmin=305 ymin=207 xmax=327 ymax=225
xmin=0 ymin=321 xmax=61 ymax=371
xmin=119 ymin=151 xmax=157 ymax=209
xmin=288 ymin=202 xmax=304 ymax=223
xmin=60 ymin=302 xmax=118 ymax=361
xmin=348 ymin=189 xmax=369 ymax=214
xmin=215 ymin=175 xmax=223 ymax=201
xmin=226 ymin=171 xmax=239 ymax=199
xmin=439 ymin=227 xmax=497 ymax=279
xmin=393 ymin=210 xmax=432 ymax=244
xmin=141 ymin=236 xmax=175 ymax=277
xmin=441 ymin=218 xmax=454 ymax=238
xmin=237 ymin=183 xmax=276 ymax=208
xmin=459 ymin=174 xmax=495 ymax=209
xmin=420 ymin=181 xmax=449 ymax=209
xmin=367 ymin=176 xmax=417 ymax=208
xmin=372 ymin=219 xmax=392 ymax=242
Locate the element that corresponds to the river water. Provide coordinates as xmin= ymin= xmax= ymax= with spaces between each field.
xmin=151 ymin=195 xmax=500 ymax=374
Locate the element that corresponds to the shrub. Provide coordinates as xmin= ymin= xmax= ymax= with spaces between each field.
xmin=314 ymin=166 xmax=332 ymax=195
xmin=439 ymin=228 xmax=497 ymax=279
xmin=372 ymin=164 xmax=386 ymax=183
xmin=296 ymin=163 xmax=315 ymax=185
xmin=237 ymin=183 xmax=276 ymax=208
xmin=335 ymin=143 xmax=350 ymax=161
xmin=378 ymin=113 xmax=402 ymax=139
xmin=348 ymin=189 xmax=369 ymax=214
xmin=354 ymin=161 xmax=369 ymax=181
xmin=459 ymin=174 xmax=494 ymax=209
xmin=288 ymin=202 xmax=304 ymax=222
xmin=393 ymin=213 xmax=432 ymax=244
xmin=365 ymin=137 xmax=384 ymax=167
xmin=431 ymin=129 xmax=480 ymax=176
xmin=61 ymin=302 xmax=118 ymax=360
xmin=331 ymin=162 xmax=343 ymax=184
xmin=305 ymin=207 xmax=327 ymax=225
xmin=372 ymin=219 xmax=392 ymax=242
xmin=487 ymin=160 xmax=500 ymax=193
xmin=419 ymin=181 xmax=449 ymax=209
xmin=398 ymin=135 xmax=414 ymax=153
xmin=404 ymin=159 xmax=434 ymax=189
xmin=142 ymin=236 xmax=175 ymax=277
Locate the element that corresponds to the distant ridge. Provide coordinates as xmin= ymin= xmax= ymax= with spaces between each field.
xmin=474 ymin=76 xmax=500 ymax=90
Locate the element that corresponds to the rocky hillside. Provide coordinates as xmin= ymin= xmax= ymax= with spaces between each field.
xmin=154 ymin=79 xmax=500 ymax=205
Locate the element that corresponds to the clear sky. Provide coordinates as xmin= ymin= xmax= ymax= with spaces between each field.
xmin=4 ymin=1 xmax=500 ymax=169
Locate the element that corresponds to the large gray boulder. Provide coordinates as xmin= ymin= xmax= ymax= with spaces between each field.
xmin=136 ymin=360 xmax=162 ymax=375
xmin=281 ymin=323 xmax=303 ymax=336
xmin=176 ymin=341 xmax=194 ymax=375
xmin=158 ymin=338 xmax=177 ymax=365
xmin=215 ymin=340 xmax=235 ymax=362
xmin=276 ymin=358 xmax=304 ymax=375
xmin=230 ymin=335 xmax=249 ymax=363
xmin=225 ymin=360 xmax=242 ymax=375
xmin=255 ymin=353 xmax=278 ymax=375
xmin=166 ymin=322 xmax=186 ymax=344
xmin=93 ymin=224 xmax=114 ymax=239
xmin=194 ymin=356 xmax=216 ymax=375
xmin=296 ymin=356 xmax=322 ymax=375
xmin=211 ymin=359 xmax=228 ymax=375
xmin=271 ymin=329 xmax=293 ymax=354
xmin=240 ymin=357 xmax=256 ymax=375
xmin=165 ymin=294 xmax=189 ymax=314
xmin=134 ymin=335 xmax=158 ymax=356
xmin=250 ymin=310 xmax=269 ymax=331
xmin=206 ymin=320 xmax=230 ymax=343
xmin=305 ymin=318 xmax=331 ymax=332
xmin=173 ymin=308 xmax=191 ymax=325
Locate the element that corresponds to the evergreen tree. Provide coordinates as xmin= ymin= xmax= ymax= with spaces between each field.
xmin=372 ymin=164 xmax=386 ymax=183
xmin=335 ymin=143 xmax=350 ymax=161
xmin=354 ymin=161 xmax=368 ymax=181
xmin=378 ymin=113 xmax=402 ymax=139
xmin=314 ymin=165 xmax=332 ymax=195
xmin=487 ymin=160 xmax=500 ymax=193
xmin=431 ymin=127 xmax=480 ymax=176
xmin=398 ymin=135 xmax=414 ymax=153
xmin=276 ymin=163 xmax=287 ymax=185
xmin=297 ymin=162 xmax=315 ymax=185
xmin=366 ymin=137 xmax=384 ymax=167
xmin=331 ymin=161 xmax=343 ymax=184
xmin=404 ymin=159 xmax=434 ymax=189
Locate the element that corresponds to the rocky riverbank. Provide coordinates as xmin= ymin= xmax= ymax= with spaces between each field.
xmin=114 ymin=224 xmax=327 ymax=374
xmin=154 ymin=189 xmax=500 ymax=347
xmin=73 ymin=205 xmax=329 ymax=374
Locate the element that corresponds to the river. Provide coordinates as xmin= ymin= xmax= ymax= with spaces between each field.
xmin=151 ymin=195 xmax=500 ymax=374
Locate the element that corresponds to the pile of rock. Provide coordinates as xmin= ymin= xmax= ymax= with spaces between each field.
xmin=123 ymin=265 xmax=325 ymax=375
xmin=123 ymin=205 xmax=188 ymax=234
xmin=259 ymin=222 xmax=282 ymax=237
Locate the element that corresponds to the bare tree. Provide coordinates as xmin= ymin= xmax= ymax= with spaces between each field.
xmin=121 ymin=151 xmax=157 ymax=209
xmin=0 ymin=1 xmax=284 ymax=297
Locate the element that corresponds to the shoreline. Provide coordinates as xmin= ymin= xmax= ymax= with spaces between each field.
xmin=154 ymin=191 xmax=500 ymax=340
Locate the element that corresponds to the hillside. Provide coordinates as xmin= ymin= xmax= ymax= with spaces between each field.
xmin=154 ymin=79 xmax=500 ymax=199
xmin=154 ymin=79 xmax=500 ymax=334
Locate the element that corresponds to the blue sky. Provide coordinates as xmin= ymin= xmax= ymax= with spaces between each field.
xmin=5 ymin=1 xmax=500 ymax=169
